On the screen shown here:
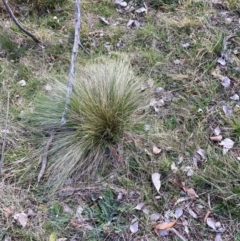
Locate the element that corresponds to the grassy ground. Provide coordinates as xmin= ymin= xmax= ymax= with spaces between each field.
xmin=0 ymin=0 xmax=240 ymax=240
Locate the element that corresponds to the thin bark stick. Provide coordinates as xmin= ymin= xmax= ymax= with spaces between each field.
xmin=0 ymin=92 xmax=10 ymax=172
xmin=79 ymin=41 xmax=90 ymax=56
xmin=38 ymin=130 xmax=55 ymax=182
xmin=61 ymin=0 xmax=81 ymax=125
xmin=38 ymin=0 xmax=81 ymax=181
xmin=2 ymin=0 xmax=40 ymax=43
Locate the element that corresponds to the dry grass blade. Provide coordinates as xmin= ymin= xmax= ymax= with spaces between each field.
xmin=0 ymin=92 xmax=10 ymax=172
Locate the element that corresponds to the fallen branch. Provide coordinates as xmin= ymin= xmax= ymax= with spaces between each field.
xmin=38 ymin=0 xmax=81 ymax=180
xmin=2 ymin=0 xmax=40 ymax=43
xmin=0 ymin=92 xmax=10 ymax=172
xmin=61 ymin=0 xmax=81 ymax=125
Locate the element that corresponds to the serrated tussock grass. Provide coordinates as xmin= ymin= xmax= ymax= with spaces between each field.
xmin=28 ymin=57 xmax=145 ymax=192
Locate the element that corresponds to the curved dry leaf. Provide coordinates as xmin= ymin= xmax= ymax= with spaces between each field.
xmin=215 ymin=233 xmax=223 ymax=241
xmin=154 ymin=220 xmax=177 ymax=230
xmin=158 ymin=229 xmax=169 ymax=236
xmin=151 ymin=173 xmax=161 ymax=193
xmin=18 ymin=79 xmax=26 ymax=86
xmin=153 ymin=145 xmax=161 ymax=154
xmin=171 ymin=162 xmax=178 ymax=173
xmin=174 ymin=207 xmax=183 ymax=219
xmin=230 ymin=94 xmax=239 ymax=101
xmin=27 ymin=208 xmax=37 ymax=217
xmin=222 ymin=105 xmax=232 ymax=118
xmin=206 ymin=218 xmax=216 ymax=230
xmin=174 ymin=197 xmax=189 ymax=206
xmin=143 ymin=207 xmax=149 ymax=214
xmin=150 ymin=213 xmax=161 ymax=221
xmin=4 ymin=206 xmax=14 ymax=218
xmin=221 ymin=76 xmax=230 ymax=88
xmin=135 ymin=202 xmax=145 ymax=210
xmin=130 ymin=218 xmax=139 ymax=233
xmin=214 ymin=126 xmax=221 ymax=135
xmin=177 ymin=156 xmax=183 ymax=164
xmin=188 ymin=207 xmax=197 ymax=219
xmin=210 ymin=135 xmax=223 ymax=142
xmin=219 ymin=138 xmax=234 ymax=154
xmin=197 ymin=148 xmax=206 ymax=160
xmin=13 ymin=212 xmax=28 ymax=227
xmin=186 ymin=188 xmax=199 ymax=199
xmin=217 ymin=57 xmax=226 ymax=65
xmin=136 ymin=7 xmax=147 ymax=13
xmin=204 ymin=210 xmax=212 ymax=223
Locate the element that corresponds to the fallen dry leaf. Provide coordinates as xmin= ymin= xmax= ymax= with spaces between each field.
xmin=183 ymin=187 xmax=199 ymax=199
xmin=130 ymin=218 xmax=139 ymax=233
xmin=222 ymin=105 xmax=232 ymax=118
xmin=219 ymin=138 xmax=234 ymax=154
xmin=18 ymin=79 xmax=26 ymax=86
xmin=206 ymin=217 xmax=216 ymax=230
xmin=182 ymin=220 xmax=189 ymax=234
xmin=174 ymin=207 xmax=183 ymax=219
xmin=230 ymin=94 xmax=239 ymax=101
xmin=135 ymin=202 xmax=145 ymax=210
xmin=157 ymin=229 xmax=169 ymax=236
xmin=27 ymin=208 xmax=37 ymax=217
xmin=214 ymin=126 xmax=221 ymax=135
xmin=171 ymin=162 xmax=178 ymax=173
xmin=188 ymin=207 xmax=197 ymax=219
xmin=177 ymin=156 xmax=183 ymax=164
xmin=136 ymin=7 xmax=147 ymax=13
xmin=221 ymin=76 xmax=231 ymax=88
xmin=153 ymin=145 xmax=161 ymax=154
xmin=210 ymin=135 xmax=223 ymax=142
xmin=174 ymin=197 xmax=189 ymax=206
xmin=217 ymin=56 xmax=226 ymax=65
xmin=13 ymin=212 xmax=28 ymax=227
xmin=182 ymin=166 xmax=194 ymax=177
xmin=4 ymin=206 xmax=14 ymax=218
xmin=154 ymin=220 xmax=177 ymax=231
xmin=204 ymin=210 xmax=212 ymax=223
xmin=197 ymin=148 xmax=206 ymax=160
xmin=151 ymin=173 xmax=161 ymax=193
xmin=150 ymin=213 xmax=161 ymax=221
xmin=143 ymin=207 xmax=149 ymax=214
xmin=215 ymin=233 xmax=223 ymax=241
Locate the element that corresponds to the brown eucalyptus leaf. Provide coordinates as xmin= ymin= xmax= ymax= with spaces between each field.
xmin=154 ymin=220 xmax=177 ymax=230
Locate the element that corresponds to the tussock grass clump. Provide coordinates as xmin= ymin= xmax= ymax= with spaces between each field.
xmin=29 ymin=57 xmax=145 ymax=191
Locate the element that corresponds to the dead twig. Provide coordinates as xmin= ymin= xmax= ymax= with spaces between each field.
xmin=38 ymin=130 xmax=55 ymax=182
xmin=38 ymin=0 xmax=81 ymax=181
xmin=61 ymin=0 xmax=81 ymax=125
xmin=2 ymin=0 xmax=40 ymax=43
xmin=79 ymin=41 xmax=90 ymax=56
xmin=0 ymin=92 xmax=10 ymax=172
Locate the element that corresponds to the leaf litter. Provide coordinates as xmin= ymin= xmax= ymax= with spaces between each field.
xmin=151 ymin=173 xmax=161 ymax=193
